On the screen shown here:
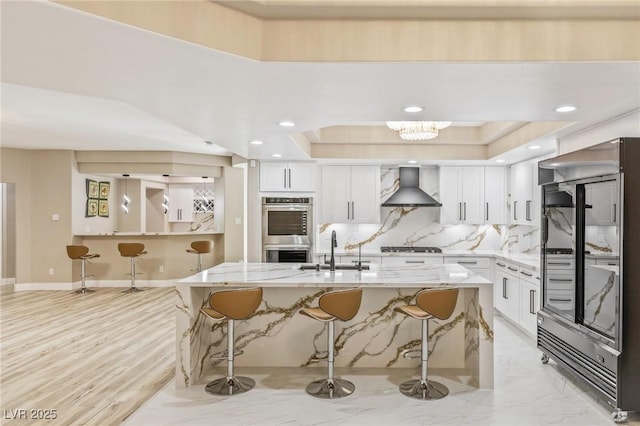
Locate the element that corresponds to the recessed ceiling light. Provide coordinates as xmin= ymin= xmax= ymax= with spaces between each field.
xmin=407 ymin=160 xmax=418 ymax=164
xmin=495 ymin=159 xmax=505 ymax=163
xmin=403 ymin=106 xmax=423 ymax=113
xmin=555 ymin=105 xmax=577 ymax=113
xmin=272 ymin=153 xmax=282 ymax=158
xmin=529 ymin=145 xmax=541 ymax=150
xmin=278 ymin=121 xmax=295 ymax=127
xmin=250 ymin=140 xmax=263 ymax=145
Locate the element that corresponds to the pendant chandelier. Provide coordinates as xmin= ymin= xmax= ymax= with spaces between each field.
xmin=386 ymin=121 xmax=452 ymax=141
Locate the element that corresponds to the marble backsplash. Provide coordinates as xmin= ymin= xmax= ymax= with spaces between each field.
xmin=316 ymin=166 xmax=541 ymax=255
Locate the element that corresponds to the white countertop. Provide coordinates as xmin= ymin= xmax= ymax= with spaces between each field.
xmin=76 ymin=231 xmax=222 ymax=236
xmin=179 ymin=262 xmax=492 ymax=288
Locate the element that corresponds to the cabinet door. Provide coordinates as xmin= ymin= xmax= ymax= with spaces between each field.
xmin=350 ymin=166 xmax=380 ymax=223
xmin=461 ymin=167 xmax=484 ymax=224
xmin=496 ymin=271 xmax=520 ymax=321
xmin=510 ymin=162 xmax=531 ymax=224
xmin=439 ymin=167 xmax=462 ymax=224
xmin=585 ymin=180 xmax=616 ymax=225
xmin=382 ymin=256 xmax=443 ymax=266
xmin=519 ymin=281 xmax=540 ymax=336
xmin=320 ymin=166 xmax=351 ymax=223
xmin=484 ymin=167 xmax=507 ymax=224
xmin=168 ymin=186 xmax=193 ymax=222
xmin=527 ymin=162 xmax=540 ymax=224
xmin=287 ymin=162 xmax=316 ymax=192
xmin=260 ymin=162 xmax=287 ymax=192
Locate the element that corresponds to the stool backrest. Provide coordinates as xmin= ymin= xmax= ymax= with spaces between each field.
xmin=118 ymin=243 xmax=145 ymax=257
xmin=67 ymin=245 xmax=89 ymax=260
xmin=190 ymin=240 xmax=213 ymax=254
xmin=210 ymin=288 xmax=263 ymax=320
xmin=319 ymin=287 xmax=363 ymax=321
xmin=416 ymin=288 xmax=459 ymax=320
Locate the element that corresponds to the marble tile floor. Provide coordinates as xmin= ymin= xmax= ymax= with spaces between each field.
xmin=125 ymin=316 xmax=639 ymax=426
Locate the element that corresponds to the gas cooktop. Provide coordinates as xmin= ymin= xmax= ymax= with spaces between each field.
xmin=380 ymin=246 xmax=442 ymax=253
xmin=546 ymin=248 xmax=573 ymax=255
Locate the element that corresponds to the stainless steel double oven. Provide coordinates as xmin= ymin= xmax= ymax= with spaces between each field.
xmin=262 ymin=197 xmax=313 ymax=263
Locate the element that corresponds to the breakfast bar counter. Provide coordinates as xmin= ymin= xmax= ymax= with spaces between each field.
xmin=176 ymin=262 xmax=494 ymax=389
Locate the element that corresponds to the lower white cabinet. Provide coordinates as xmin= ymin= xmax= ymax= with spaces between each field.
xmin=381 ymin=256 xmax=443 ymax=266
xmin=444 ymin=256 xmax=491 ymax=280
xmin=494 ymin=259 xmax=541 ymax=338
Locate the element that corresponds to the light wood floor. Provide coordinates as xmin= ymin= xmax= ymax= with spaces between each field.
xmin=0 ymin=287 xmax=175 ymax=425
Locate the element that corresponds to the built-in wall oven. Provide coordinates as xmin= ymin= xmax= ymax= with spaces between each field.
xmin=262 ymin=197 xmax=312 ymax=262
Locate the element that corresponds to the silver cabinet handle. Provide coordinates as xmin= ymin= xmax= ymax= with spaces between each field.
xmin=457 ymin=260 xmax=477 ymax=265
xmin=550 ymin=298 xmax=572 ymax=302
xmin=459 ymin=202 xmax=462 ymax=221
xmin=288 ymin=168 xmax=292 ymax=188
xmin=613 ymin=203 xmax=616 ymax=223
xmin=526 ymin=200 xmax=532 ymax=221
xmin=507 ymin=266 xmax=518 ymax=272
xmin=502 ymin=277 xmax=507 ymax=299
xmin=351 ymin=201 xmax=355 ymax=220
xmin=406 ymin=260 xmax=425 ymax=264
xmin=284 ymin=169 xmax=287 ymax=188
xmin=513 ymin=201 xmax=517 ymax=221
xmin=607 ymin=262 xmax=617 ymax=266
xmin=464 ymin=202 xmax=467 ymax=220
xmin=549 ymin=278 xmax=573 ymax=282
xmin=520 ymin=271 xmax=533 ymax=277
xmin=485 ymin=202 xmax=489 ymax=221
xmin=548 ymin=262 xmax=571 ymax=265
xmin=347 ymin=202 xmax=351 ymax=220
xmin=496 ymin=262 xmax=506 ymax=267
xmin=351 ymin=260 xmax=371 ymax=263
xmin=529 ymin=289 xmax=536 ymax=314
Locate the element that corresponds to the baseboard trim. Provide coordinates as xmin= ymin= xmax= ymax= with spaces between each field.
xmin=14 ymin=280 xmax=176 ymax=292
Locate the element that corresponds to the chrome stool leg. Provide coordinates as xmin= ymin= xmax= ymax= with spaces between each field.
xmin=399 ymin=318 xmax=449 ymax=400
xmin=205 ymin=319 xmax=255 ymax=395
xmin=306 ymin=320 xmax=355 ymax=399
xmin=122 ymin=257 xmax=144 ymax=293
xmin=74 ymin=258 xmax=95 ymax=294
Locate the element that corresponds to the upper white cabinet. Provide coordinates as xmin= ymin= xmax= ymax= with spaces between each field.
xmin=439 ymin=167 xmax=485 ymax=224
xmin=585 ymin=180 xmax=617 ymax=225
xmin=484 ymin=167 xmax=507 ymax=224
xmin=510 ymin=160 xmax=541 ymax=225
xmin=168 ymin=186 xmax=194 ymax=222
xmin=260 ymin=162 xmax=315 ymax=192
xmin=320 ymin=165 xmax=380 ymax=224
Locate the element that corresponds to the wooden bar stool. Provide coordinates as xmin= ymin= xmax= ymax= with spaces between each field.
xmin=117 ymin=243 xmax=147 ymax=293
xmin=186 ymin=240 xmax=213 ymax=272
xmin=200 ymin=287 xmax=263 ymax=396
xmin=66 ymin=245 xmax=100 ymax=294
xmin=394 ymin=287 xmax=459 ymax=400
xmin=299 ymin=287 xmax=363 ymax=399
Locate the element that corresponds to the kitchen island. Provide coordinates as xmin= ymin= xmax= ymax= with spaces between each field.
xmin=176 ymin=262 xmax=493 ymax=389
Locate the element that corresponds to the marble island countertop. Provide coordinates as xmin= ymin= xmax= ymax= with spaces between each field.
xmin=178 ymin=262 xmax=492 ymax=288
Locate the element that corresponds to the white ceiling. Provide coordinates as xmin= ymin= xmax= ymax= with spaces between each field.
xmin=1 ymin=1 xmax=639 ymax=164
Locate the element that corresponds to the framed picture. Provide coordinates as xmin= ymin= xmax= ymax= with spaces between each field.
xmin=86 ymin=179 xmax=99 ymax=198
xmin=99 ymin=181 xmax=110 ymax=199
xmin=98 ymin=199 xmax=109 ymax=217
xmin=86 ymin=199 xmax=98 ymax=217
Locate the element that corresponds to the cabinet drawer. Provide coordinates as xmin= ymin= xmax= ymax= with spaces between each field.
xmin=518 ymin=266 xmax=540 ymax=285
xmin=545 ymin=258 xmax=574 ymax=270
xmin=381 ymin=256 xmax=443 ymax=266
xmin=339 ymin=255 xmax=381 ymax=265
xmin=595 ymin=258 xmax=619 ymax=266
xmin=444 ymin=256 xmax=491 ymax=269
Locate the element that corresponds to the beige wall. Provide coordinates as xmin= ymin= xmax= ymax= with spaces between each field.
xmin=222 ymin=166 xmax=245 ymax=262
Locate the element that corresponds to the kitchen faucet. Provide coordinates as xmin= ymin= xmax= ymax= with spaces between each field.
xmin=330 ymin=230 xmax=337 ymax=271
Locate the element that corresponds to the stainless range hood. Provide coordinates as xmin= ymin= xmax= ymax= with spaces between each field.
xmin=382 ymin=167 xmax=442 ymax=207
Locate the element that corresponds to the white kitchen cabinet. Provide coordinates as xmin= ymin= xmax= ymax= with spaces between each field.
xmin=585 ymin=180 xmax=617 ymax=225
xmin=510 ymin=159 xmax=543 ymax=225
xmin=168 ymin=186 xmax=194 ymax=222
xmin=439 ymin=167 xmax=485 ymax=224
xmin=494 ymin=260 xmax=520 ymax=321
xmin=484 ymin=167 xmax=508 ymax=224
xmin=519 ymin=279 xmax=540 ymax=336
xmin=381 ymin=256 xmax=443 ymax=266
xmin=443 ymin=256 xmax=491 ymax=280
xmin=320 ymin=165 xmax=380 ymax=224
xmin=260 ymin=162 xmax=315 ymax=192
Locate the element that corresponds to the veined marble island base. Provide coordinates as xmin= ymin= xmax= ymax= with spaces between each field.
xmin=176 ymin=263 xmax=494 ymax=390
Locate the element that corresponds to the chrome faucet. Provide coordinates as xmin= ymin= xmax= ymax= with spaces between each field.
xmin=330 ymin=230 xmax=337 ymax=271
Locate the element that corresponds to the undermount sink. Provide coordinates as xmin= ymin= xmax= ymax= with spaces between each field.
xmin=298 ymin=263 xmax=370 ymax=271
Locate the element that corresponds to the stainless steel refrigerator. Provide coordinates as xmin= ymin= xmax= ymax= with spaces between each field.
xmin=537 ymin=137 xmax=639 ymax=422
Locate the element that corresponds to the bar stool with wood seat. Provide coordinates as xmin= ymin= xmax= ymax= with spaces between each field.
xmin=200 ymin=287 xmax=263 ymax=396
xmin=117 ymin=243 xmax=147 ymax=293
xmin=186 ymin=240 xmax=213 ymax=272
xmin=66 ymin=245 xmax=100 ymax=294
xmin=299 ymin=287 xmax=363 ymax=399
xmin=394 ymin=287 xmax=459 ymax=400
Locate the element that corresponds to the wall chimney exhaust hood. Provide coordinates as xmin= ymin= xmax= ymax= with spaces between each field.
xmin=382 ymin=167 xmax=442 ymax=207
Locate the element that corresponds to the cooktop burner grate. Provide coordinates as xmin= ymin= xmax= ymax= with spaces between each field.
xmin=380 ymin=246 xmax=442 ymax=253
